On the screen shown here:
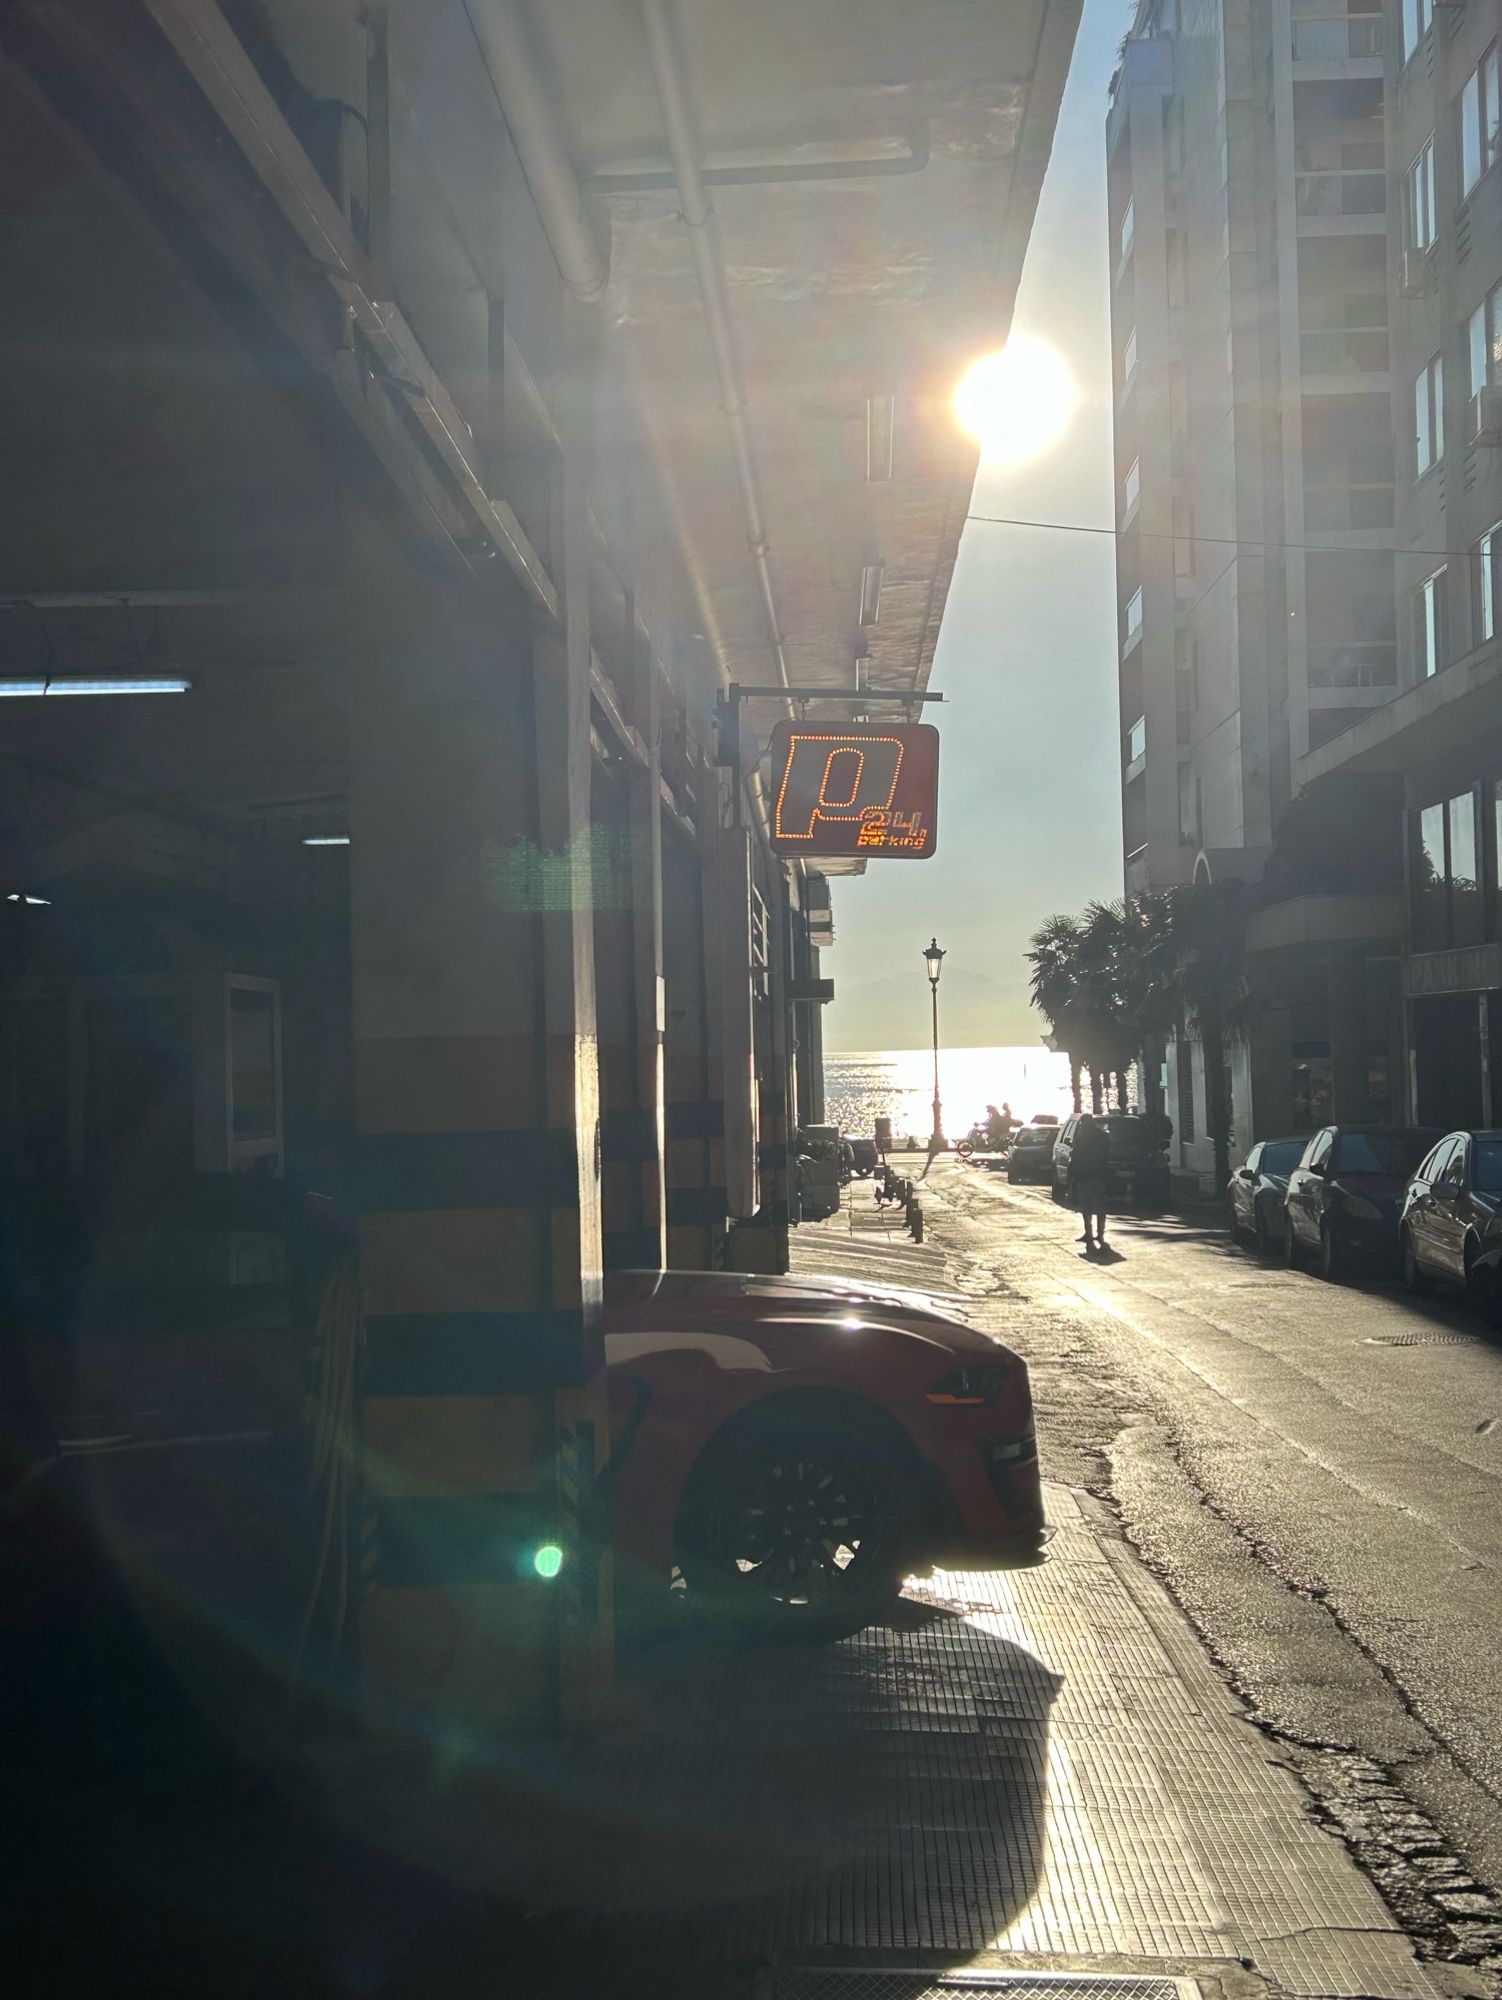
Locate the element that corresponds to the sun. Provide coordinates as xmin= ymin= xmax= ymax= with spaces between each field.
xmin=953 ymin=337 xmax=1076 ymax=464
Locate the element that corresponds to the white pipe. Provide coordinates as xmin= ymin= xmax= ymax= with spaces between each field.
xmin=463 ymin=0 xmax=609 ymax=301
xmin=638 ymin=0 xmax=792 ymax=696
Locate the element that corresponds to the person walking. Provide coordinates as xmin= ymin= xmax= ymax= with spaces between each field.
xmin=1070 ymin=1110 xmax=1112 ymax=1255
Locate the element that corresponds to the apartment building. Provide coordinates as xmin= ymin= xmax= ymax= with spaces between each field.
xmin=1108 ymin=0 xmax=1408 ymax=1178
xmin=1298 ymin=0 xmax=1502 ymax=1130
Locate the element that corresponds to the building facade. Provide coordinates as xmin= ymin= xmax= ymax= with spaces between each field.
xmin=1107 ymin=0 xmax=1501 ymax=1175
xmin=0 ymin=0 xmax=1079 ymax=1727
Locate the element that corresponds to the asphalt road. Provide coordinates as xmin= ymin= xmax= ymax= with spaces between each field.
xmin=911 ymin=1157 xmax=1502 ymax=1972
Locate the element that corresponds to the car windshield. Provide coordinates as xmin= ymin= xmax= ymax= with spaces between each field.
xmin=1104 ymin=1118 xmax=1154 ymax=1154
xmin=1260 ymin=1141 xmax=1303 ymax=1175
xmin=1333 ymin=1131 xmax=1434 ymax=1176
xmin=1473 ymin=1140 xmax=1502 ymax=1192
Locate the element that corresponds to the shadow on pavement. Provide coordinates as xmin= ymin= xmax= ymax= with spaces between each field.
xmin=11 ymin=1589 xmax=1060 ymax=1998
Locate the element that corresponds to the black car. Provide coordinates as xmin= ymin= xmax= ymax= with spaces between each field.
xmin=1399 ymin=1129 xmax=1502 ymax=1306
xmin=1051 ymin=1112 xmax=1170 ymax=1210
xmin=1283 ymin=1125 xmax=1442 ymax=1280
xmin=1007 ymin=1125 xmax=1058 ymax=1183
xmin=1227 ymin=1137 xmax=1304 ymax=1257
xmin=848 ymin=1138 xmax=880 ymax=1178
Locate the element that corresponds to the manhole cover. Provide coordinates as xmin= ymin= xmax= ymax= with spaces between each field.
xmin=1365 ymin=1331 xmax=1479 ymax=1348
xmin=773 ymin=1976 xmax=1195 ymax=2000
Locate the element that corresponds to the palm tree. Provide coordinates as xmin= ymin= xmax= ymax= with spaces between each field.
xmin=1025 ymin=914 xmax=1087 ymax=1113
xmin=1080 ymin=893 xmax=1180 ymax=1120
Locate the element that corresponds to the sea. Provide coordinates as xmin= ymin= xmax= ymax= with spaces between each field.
xmin=822 ymin=1046 xmax=1077 ymax=1149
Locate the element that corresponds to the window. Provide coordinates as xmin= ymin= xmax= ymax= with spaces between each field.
xmin=1123 ymin=457 xmax=1141 ymax=515
xmin=1308 ymin=1129 xmax=1336 ymax=1173
xmin=1128 ymin=714 xmax=1147 ymax=761
xmin=1176 ymin=1037 xmax=1196 ymax=1142
xmin=1478 ymin=524 xmax=1499 ymax=644
xmin=1119 ymin=197 xmax=1135 ymax=261
xmin=1469 ymin=283 xmax=1502 ymax=399
xmin=1401 ymin=0 xmax=1432 ymax=62
xmin=1414 ymin=352 xmax=1444 ymax=476
xmin=1414 ymin=793 xmax=1482 ymax=949
xmin=1417 ymin=566 xmax=1447 ymax=676
xmin=1416 ymin=1138 xmax=1453 ymax=1184
xmin=1334 ymin=1130 xmax=1432 ymax=1176
xmin=1443 ymin=1138 xmax=1469 ymax=1188
xmin=1451 ymin=790 xmax=1482 ymax=944
xmin=1125 ymin=586 xmax=1143 ymax=645
xmin=1406 ymin=138 xmax=1437 ymax=251
xmin=1475 ymin=1137 xmax=1502 ymax=1191
xmin=1123 ymin=326 xmax=1138 ymax=382
xmin=1417 ymin=801 xmax=1447 ymax=949
xmin=1461 ymin=44 xmax=1500 ymax=197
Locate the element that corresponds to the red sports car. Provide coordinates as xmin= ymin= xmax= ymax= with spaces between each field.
xmin=4 ymin=1189 xmax=1043 ymax=1650
xmin=603 ymin=1268 xmax=1043 ymax=1641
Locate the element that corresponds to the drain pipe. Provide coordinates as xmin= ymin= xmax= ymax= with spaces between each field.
xmin=463 ymin=0 xmax=609 ymax=301
xmin=639 ymin=0 xmax=792 ymax=700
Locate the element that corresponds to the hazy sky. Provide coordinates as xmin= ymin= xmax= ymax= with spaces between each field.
xmin=825 ymin=0 xmax=1131 ymax=1054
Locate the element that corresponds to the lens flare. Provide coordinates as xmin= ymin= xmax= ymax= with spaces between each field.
xmin=953 ymin=338 xmax=1076 ymax=464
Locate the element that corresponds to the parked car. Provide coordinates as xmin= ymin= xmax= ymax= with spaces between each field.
xmin=1283 ymin=1125 xmax=1441 ymax=1279
xmin=1226 ymin=1137 xmax=1304 ymax=1256
xmin=1399 ymin=1129 xmax=1502 ymax=1306
xmin=1007 ymin=1125 xmax=1058 ymax=1183
xmin=795 ymin=1125 xmax=844 ymax=1221
xmin=7 ymin=1206 xmax=1045 ymax=1653
xmin=605 ymin=1268 xmax=1044 ymax=1640
xmin=848 ymin=1138 xmax=880 ymax=1178
xmin=1051 ymin=1112 xmax=1170 ymax=1210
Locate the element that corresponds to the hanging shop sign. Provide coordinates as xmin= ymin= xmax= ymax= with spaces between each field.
xmin=768 ymin=721 xmax=939 ymax=860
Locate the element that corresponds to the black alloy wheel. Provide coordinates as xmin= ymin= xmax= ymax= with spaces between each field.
xmin=676 ymin=1402 xmax=916 ymax=1644
xmin=1401 ymin=1227 xmax=1432 ymax=1297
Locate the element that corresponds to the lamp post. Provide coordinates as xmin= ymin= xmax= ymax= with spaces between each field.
xmin=923 ymin=937 xmax=946 ymax=1152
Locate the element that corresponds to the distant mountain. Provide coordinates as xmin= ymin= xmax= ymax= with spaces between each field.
xmin=824 ymin=965 xmax=1039 ymax=1052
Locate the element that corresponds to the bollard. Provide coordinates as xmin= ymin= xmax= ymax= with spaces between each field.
xmin=907 ymin=1196 xmax=923 ymax=1242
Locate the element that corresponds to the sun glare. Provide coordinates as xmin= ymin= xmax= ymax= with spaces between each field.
xmin=953 ymin=338 xmax=1076 ymax=465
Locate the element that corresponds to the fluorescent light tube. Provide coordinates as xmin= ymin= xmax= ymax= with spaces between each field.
xmin=0 ymin=676 xmax=192 ymax=696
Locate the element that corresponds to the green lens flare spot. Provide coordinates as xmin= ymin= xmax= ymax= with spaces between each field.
xmin=532 ymin=1543 xmax=565 ymax=1580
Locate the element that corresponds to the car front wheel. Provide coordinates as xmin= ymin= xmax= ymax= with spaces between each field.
xmin=675 ymin=1401 xmax=918 ymax=1644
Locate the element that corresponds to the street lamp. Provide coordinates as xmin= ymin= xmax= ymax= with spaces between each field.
xmin=923 ymin=937 xmax=946 ymax=1153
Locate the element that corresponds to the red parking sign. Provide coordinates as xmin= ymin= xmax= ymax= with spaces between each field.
xmin=768 ymin=722 xmax=939 ymax=859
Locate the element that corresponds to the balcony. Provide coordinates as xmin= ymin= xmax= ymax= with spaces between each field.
xmin=1307 ymin=642 xmax=1398 ymax=687
xmin=1303 ymin=480 xmax=1395 ymax=531
xmin=1291 ymin=12 xmax=1384 ymax=60
xmin=1300 ymin=325 xmax=1390 ymax=376
xmin=1294 ymin=168 xmax=1385 ymax=219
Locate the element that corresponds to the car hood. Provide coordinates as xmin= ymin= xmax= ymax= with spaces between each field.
xmin=604 ymin=1271 xmax=1019 ymax=1371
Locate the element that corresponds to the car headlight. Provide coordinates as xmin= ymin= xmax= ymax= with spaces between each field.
xmin=927 ymin=1364 xmax=1015 ymax=1406
xmin=1342 ymin=1193 xmax=1383 ymax=1222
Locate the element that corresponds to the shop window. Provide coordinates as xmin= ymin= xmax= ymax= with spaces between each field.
xmin=1414 ymin=793 xmax=1484 ymax=951
xmin=1450 ymin=792 xmax=1482 ymax=946
xmin=1415 ymin=801 xmax=1448 ymax=950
